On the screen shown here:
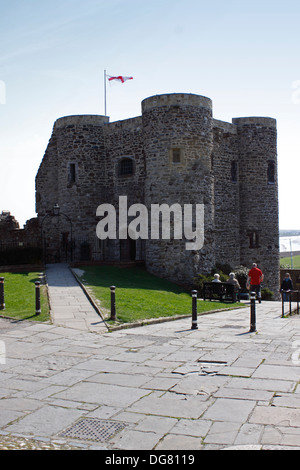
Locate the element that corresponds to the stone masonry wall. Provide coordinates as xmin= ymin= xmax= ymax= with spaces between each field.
xmin=212 ymin=120 xmax=240 ymax=269
xmin=234 ymin=117 xmax=279 ymax=297
xmin=142 ymin=94 xmax=215 ymax=283
xmin=102 ymin=117 xmax=145 ymax=261
xmin=35 ymin=93 xmax=280 ymax=292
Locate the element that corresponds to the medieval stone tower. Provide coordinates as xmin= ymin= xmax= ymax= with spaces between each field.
xmin=36 ymin=93 xmax=279 ymax=294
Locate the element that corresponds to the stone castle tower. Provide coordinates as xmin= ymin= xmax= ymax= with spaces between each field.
xmin=36 ymin=93 xmax=279 ymax=294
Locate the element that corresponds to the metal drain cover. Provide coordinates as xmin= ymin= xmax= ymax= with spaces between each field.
xmin=59 ymin=418 xmax=127 ymax=442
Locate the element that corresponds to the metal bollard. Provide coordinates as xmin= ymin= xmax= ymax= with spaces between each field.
xmin=110 ymin=286 xmax=116 ymax=321
xmin=35 ymin=281 xmax=41 ymax=315
xmin=281 ymin=290 xmax=285 ymax=318
xmin=250 ymin=291 xmax=256 ymax=332
xmin=0 ymin=277 xmax=5 ymax=310
xmin=191 ymin=290 xmax=198 ymax=330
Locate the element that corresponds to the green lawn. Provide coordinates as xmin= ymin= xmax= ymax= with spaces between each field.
xmin=280 ymin=255 xmax=300 ymax=269
xmin=75 ymin=266 xmax=240 ymax=324
xmin=0 ymin=271 xmax=50 ymax=322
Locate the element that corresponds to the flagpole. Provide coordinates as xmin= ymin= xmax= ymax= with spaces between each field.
xmin=104 ymin=69 xmax=107 ymax=116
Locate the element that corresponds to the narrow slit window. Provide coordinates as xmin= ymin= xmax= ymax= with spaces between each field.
xmin=248 ymin=230 xmax=259 ymax=248
xmin=231 ymin=161 xmax=238 ymax=182
xmin=68 ymin=163 xmax=76 ymax=184
xmin=267 ymin=161 xmax=275 ymax=184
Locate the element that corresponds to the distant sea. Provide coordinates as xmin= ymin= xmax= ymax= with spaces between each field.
xmin=280 ymin=236 xmax=300 ymax=253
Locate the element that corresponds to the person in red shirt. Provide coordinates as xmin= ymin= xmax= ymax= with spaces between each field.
xmin=247 ymin=263 xmax=264 ymax=303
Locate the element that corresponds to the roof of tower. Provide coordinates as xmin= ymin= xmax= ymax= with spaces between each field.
xmin=232 ymin=116 xmax=276 ymax=128
xmin=53 ymin=115 xmax=109 ymax=130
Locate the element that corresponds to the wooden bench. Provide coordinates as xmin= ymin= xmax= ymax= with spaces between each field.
xmin=203 ymin=282 xmax=239 ymax=303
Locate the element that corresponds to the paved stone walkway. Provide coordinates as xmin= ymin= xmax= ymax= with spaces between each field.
xmin=45 ymin=264 xmax=108 ymax=334
xmin=0 ymin=290 xmax=299 ymax=450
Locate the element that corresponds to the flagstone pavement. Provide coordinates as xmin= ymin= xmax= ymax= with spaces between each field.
xmin=0 ymin=263 xmax=299 ymax=451
xmin=45 ymin=263 xmax=108 ymax=334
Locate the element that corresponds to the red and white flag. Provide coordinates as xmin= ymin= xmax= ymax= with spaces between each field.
xmin=107 ymin=75 xmax=133 ymax=84
xmin=104 ymin=71 xmax=133 ymax=115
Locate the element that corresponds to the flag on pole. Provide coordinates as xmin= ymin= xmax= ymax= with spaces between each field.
xmin=104 ymin=71 xmax=133 ymax=116
xmin=107 ymin=75 xmax=133 ymax=84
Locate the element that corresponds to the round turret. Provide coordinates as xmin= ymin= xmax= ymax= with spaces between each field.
xmin=233 ymin=115 xmax=279 ymax=296
xmin=232 ymin=116 xmax=276 ymax=128
xmin=142 ymin=93 xmax=212 ymax=113
xmin=54 ymin=114 xmax=109 ymax=130
xmin=142 ymin=93 xmax=214 ymax=176
xmin=142 ymin=93 xmax=215 ymax=282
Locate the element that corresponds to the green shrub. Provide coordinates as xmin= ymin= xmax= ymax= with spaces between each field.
xmin=261 ymin=287 xmax=274 ymax=301
xmin=234 ymin=266 xmax=249 ymax=292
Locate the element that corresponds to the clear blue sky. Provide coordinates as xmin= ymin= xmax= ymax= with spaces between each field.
xmin=1 ymin=0 xmax=300 ymax=229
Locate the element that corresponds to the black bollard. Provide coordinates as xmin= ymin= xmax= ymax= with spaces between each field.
xmin=281 ymin=290 xmax=285 ymax=318
xmin=191 ymin=290 xmax=198 ymax=330
xmin=0 ymin=277 xmax=5 ymax=310
xmin=110 ymin=286 xmax=116 ymax=321
xmin=35 ymin=281 xmax=41 ymax=315
xmin=250 ymin=291 xmax=256 ymax=332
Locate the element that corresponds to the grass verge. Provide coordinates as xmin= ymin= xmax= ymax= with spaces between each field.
xmin=74 ymin=265 xmax=240 ymax=324
xmin=280 ymin=255 xmax=300 ymax=269
xmin=0 ymin=271 xmax=50 ymax=322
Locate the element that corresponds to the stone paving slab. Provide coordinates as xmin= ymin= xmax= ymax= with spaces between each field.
xmin=0 ymin=296 xmax=299 ymax=450
xmin=45 ymin=264 xmax=108 ymax=334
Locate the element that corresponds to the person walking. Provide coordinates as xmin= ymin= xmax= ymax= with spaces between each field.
xmin=247 ymin=263 xmax=264 ymax=303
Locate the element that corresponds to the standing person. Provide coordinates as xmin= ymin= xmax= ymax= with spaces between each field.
xmin=247 ymin=263 xmax=264 ymax=303
xmin=280 ymin=273 xmax=293 ymax=301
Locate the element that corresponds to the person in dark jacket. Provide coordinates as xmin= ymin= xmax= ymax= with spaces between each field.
xmin=281 ymin=273 xmax=293 ymax=301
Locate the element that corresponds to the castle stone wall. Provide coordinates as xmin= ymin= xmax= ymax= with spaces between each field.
xmin=142 ymin=94 xmax=215 ymax=283
xmin=212 ymin=122 xmax=240 ymax=269
xmin=234 ymin=117 xmax=279 ymax=296
xmin=35 ymin=93 xmax=280 ymax=294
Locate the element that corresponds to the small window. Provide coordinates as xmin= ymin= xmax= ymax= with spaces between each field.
xmin=172 ymin=148 xmax=181 ymax=163
xmin=231 ymin=161 xmax=238 ymax=182
xmin=169 ymin=148 xmax=184 ymax=165
xmin=120 ymin=158 xmax=134 ymax=176
xmin=267 ymin=161 xmax=275 ymax=184
xmin=68 ymin=163 xmax=76 ymax=184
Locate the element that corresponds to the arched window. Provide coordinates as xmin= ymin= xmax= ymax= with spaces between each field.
xmin=267 ymin=161 xmax=275 ymax=184
xmin=119 ymin=158 xmax=134 ymax=176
